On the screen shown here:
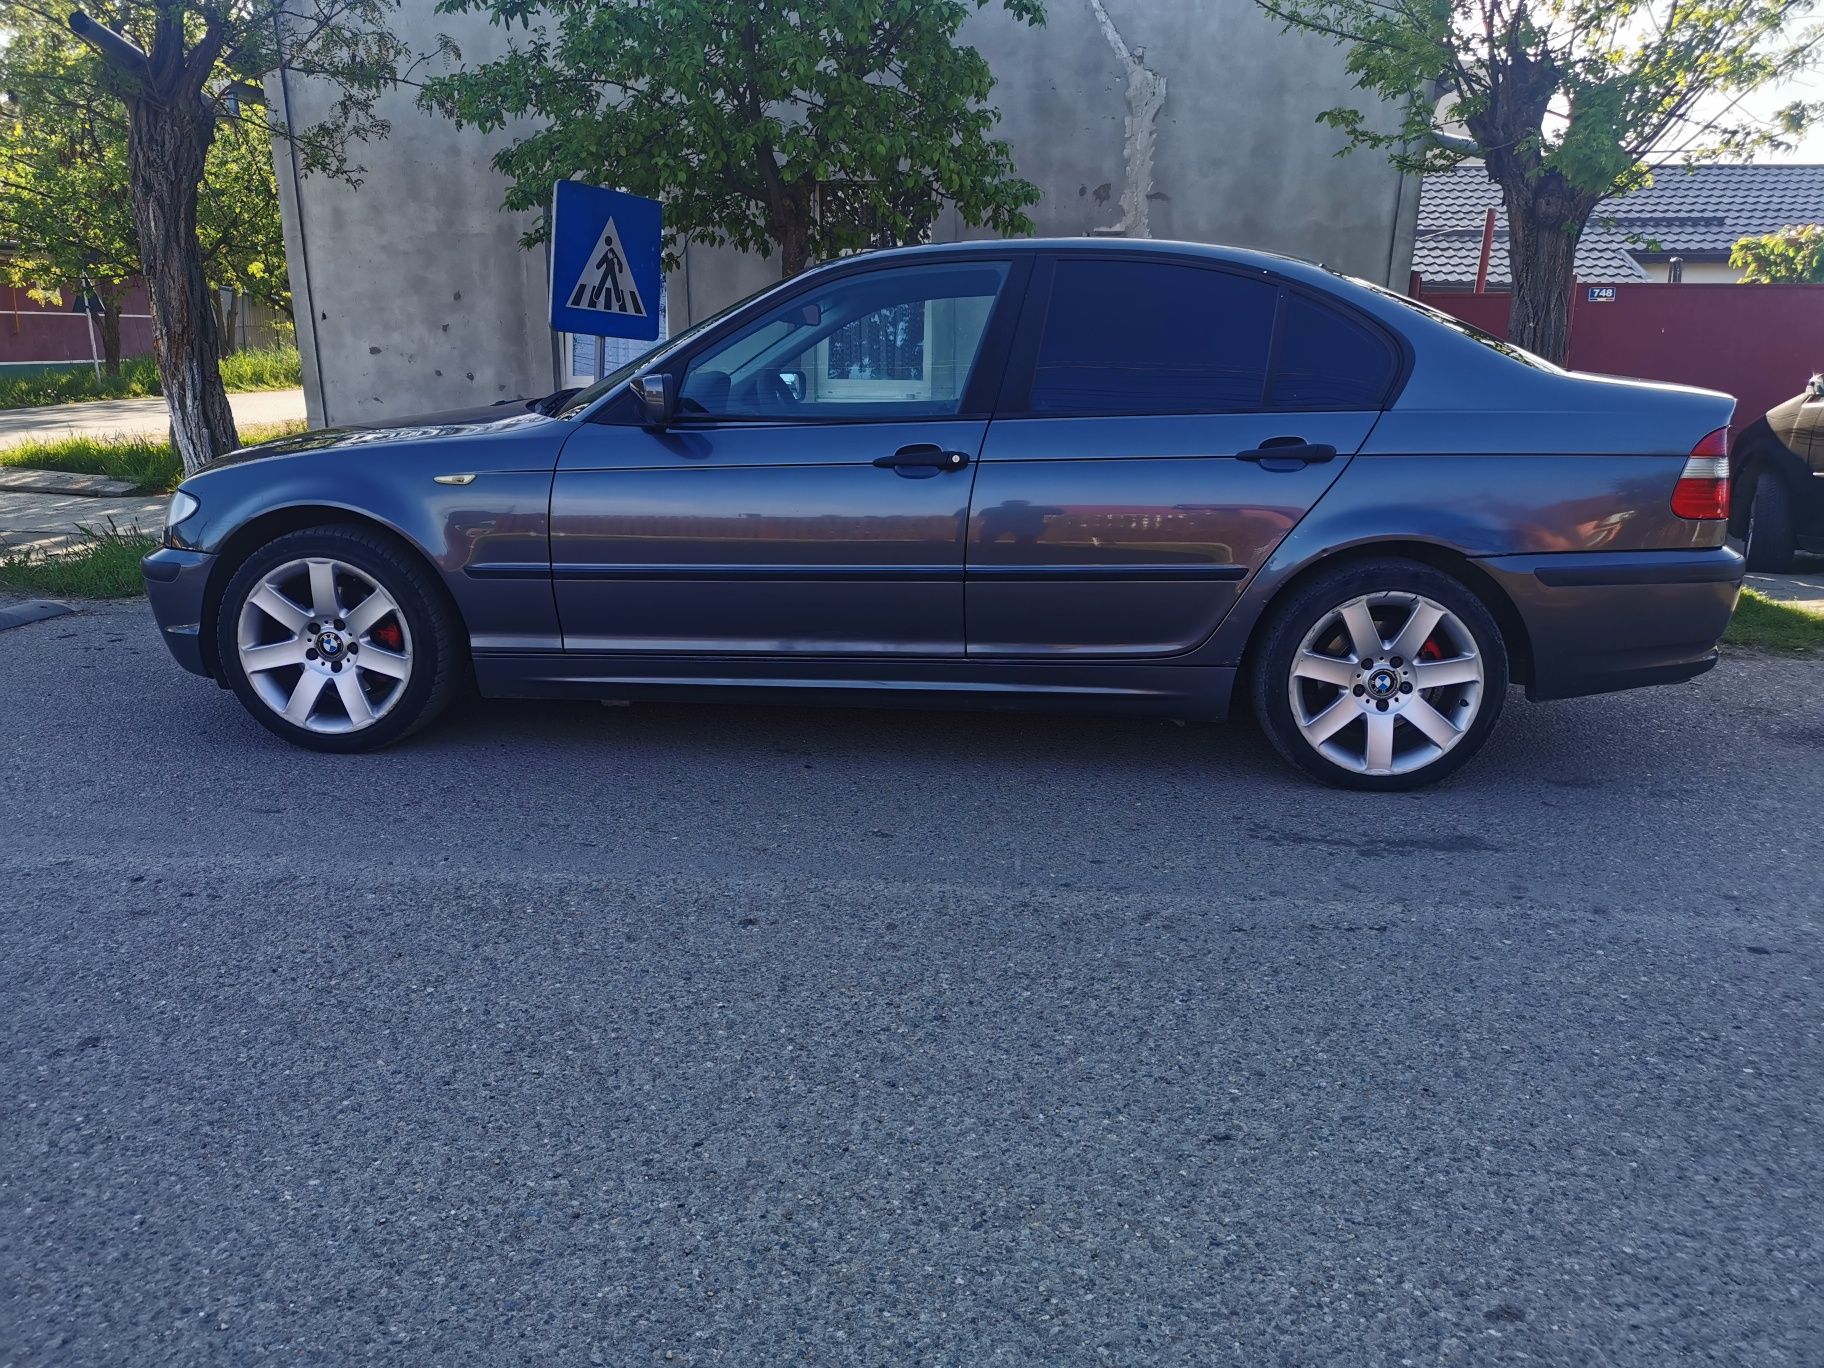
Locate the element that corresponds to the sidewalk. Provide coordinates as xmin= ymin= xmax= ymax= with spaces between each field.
xmin=1747 ymin=560 xmax=1824 ymax=613
xmin=0 ymin=389 xmax=308 ymax=555
xmin=0 ymin=388 xmax=305 ymax=450
xmin=0 ymin=491 xmax=167 ymax=555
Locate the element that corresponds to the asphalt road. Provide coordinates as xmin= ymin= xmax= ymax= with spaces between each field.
xmin=3 ymin=602 xmax=1820 ymax=1367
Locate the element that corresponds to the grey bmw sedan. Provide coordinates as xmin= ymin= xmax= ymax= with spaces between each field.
xmin=142 ymin=240 xmax=1743 ymax=789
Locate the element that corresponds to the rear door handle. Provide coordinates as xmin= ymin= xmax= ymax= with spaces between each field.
xmin=874 ymin=443 xmax=971 ymax=474
xmin=1236 ymin=437 xmax=1338 ymax=469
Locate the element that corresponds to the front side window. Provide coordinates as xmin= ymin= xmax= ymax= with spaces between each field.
xmin=1027 ymin=261 xmax=1280 ymax=416
xmin=678 ymin=261 xmax=1009 ymax=421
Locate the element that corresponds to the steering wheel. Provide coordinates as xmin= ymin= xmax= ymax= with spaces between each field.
xmin=755 ymin=368 xmax=801 ymax=415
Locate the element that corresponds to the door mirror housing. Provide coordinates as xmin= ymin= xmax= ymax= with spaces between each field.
xmin=1807 ymin=373 xmax=1823 ymax=400
xmin=630 ymin=373 xmax=674 ymax=427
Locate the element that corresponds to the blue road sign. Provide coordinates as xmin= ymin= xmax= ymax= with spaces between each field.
xmin=549 ymin=181 xmax=662 ymax=342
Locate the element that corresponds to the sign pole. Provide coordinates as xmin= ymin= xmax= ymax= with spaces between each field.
xmin=79 ymin=275 xmax=101 ymax=382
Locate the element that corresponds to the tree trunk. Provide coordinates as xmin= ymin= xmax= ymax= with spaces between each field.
xmin=126 ymin=99 xmax=238 ymax=475
xmin=772 ymin=181 xmax=815 ymax=278
xmin=779 ymin=218 xmax=811 ymax=278
xmin=1499 ymin=178 xmax=1592 ymax=367
xmin=99 ymin=304 xmax=123 ymax=375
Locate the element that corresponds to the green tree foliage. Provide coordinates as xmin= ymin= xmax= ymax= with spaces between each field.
xmin=0 ymin=17 xmax=139 ymax=371
xmin=0 ymin=10 xmax=294 ymax=372
xmin=1730 ymin=223 xmax=1824 ymax=281
xmin=200 ymin=113 xmax=293 ymax=320
xmin=1259 ymin=0 xmax=1822 ymax=362
xmin=58 ymin=0 xmax=409 ymax=473
xmin=419 ymin=0 xmax=1046 ymax=277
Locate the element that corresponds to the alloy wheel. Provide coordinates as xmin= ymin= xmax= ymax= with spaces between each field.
xmin=1287 ymin=591 xmax=1485 ymax=777
xmin=235 ymin=556 xmax=414 ymax=733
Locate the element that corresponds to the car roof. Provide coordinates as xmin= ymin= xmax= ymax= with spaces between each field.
xmin=824 ymin=235 xmax=1345 ymax=284
xmin=812 ymin=236 xmax=1416 ymax=332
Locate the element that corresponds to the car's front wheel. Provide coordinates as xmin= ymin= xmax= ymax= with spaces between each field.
xmin=215 ymin=525 xmax=463 ymax=751
xmin=1251 ymin=558 xmax=1508 ymax=790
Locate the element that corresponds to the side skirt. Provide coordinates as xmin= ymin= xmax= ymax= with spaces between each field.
xmin=471 ymin=652 xmax=1237 ymax=720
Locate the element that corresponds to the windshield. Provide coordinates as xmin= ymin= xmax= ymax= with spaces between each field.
xmin=1320 ymin=267 xmax=1562 ymax=372
xmin=553 ymin=279 xmax=792 ymax=418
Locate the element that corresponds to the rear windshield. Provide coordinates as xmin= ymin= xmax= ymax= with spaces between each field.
xmin=1322 ymin=268 xmax=1562 ymax=372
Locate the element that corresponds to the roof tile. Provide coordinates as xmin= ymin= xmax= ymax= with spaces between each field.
xmin=1414 ymin=163 xmax=1824 ymax=285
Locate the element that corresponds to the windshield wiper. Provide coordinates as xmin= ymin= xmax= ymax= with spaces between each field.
xmin=527 ymin=387 xmax=579 ymax=416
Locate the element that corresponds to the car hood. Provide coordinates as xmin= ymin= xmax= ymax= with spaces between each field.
xmin=207 ymin=401 xmax=559 ymax=470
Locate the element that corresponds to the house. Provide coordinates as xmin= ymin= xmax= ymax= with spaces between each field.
xmin=1414 ymin=162 xmax=1824 ymax=288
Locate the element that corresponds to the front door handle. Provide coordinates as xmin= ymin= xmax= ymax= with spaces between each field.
xmin=1236 ymin=437 xmax=1338 ymax=469
xmin=874 ymin=443 xmax=971 ymax=475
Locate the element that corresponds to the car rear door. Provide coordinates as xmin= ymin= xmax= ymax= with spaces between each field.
xmin=965 ymin=254 xmax=1398 ymax=657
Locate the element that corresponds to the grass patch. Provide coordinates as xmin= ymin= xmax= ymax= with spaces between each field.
xmin=0 ymin=343 xmax=301 ymax=410
xmin=1725 ymin=588 xmax=1824 ymax=654
xmin=0 ymin=522 xmax=159 ymax=599
xmin=0 ymin=419 xmax=307 ymax=494
xmin=219 ymin=345 xmax=303 ymax=393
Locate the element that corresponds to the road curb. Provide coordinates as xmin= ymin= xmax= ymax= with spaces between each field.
xmin=0 ymin=599 xmax=73 ymax=632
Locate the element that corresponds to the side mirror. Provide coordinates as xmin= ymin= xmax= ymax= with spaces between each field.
xmin=630 ymin=373 xmax=674 ymax=427
xmin=1808 ymin=373 xmax=1823 ymax=400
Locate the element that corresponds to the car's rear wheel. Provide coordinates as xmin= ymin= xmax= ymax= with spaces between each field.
xmin=1741 ymin=470 xmax=1798 ymax=572
xmin=1251 ymin=558 xmax=1508 ymax=790
xmin=215 ymin=525 xmax=463 ymax=751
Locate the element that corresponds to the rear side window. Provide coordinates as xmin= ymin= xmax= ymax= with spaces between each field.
xmin=1270 ymin=293 xmax=1398 ymax=409
xmin=1027 ymin=261 xmax=1279 ymax=415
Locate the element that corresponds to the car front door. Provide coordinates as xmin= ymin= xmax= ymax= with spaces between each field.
xmin=551 ymin=257 xmax=1022 ymax=655
xmin=965 ymin=255 xmax=1399 ymax=657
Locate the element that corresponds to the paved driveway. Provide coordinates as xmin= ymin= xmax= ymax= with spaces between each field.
xmin=0 ymin=388 xmax=305 ymax=450
xmin=2 ymin=603 xmax=1820 ymax=1366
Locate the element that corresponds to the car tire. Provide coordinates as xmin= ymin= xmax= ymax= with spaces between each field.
xmin=1250 ymin=558 xmax=1508 ymax=791
xmin=1741 ymin=470 xmax=1798 ymax=573
xmin=215 ymin=524 xmax=464 ymax=752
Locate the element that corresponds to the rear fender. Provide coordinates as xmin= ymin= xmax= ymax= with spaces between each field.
xmin=1209 ymin=451 xmax=1715 ymax=668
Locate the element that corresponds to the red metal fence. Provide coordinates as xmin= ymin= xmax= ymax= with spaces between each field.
xmin=1413 ymin=282 xmax=1824 ymax=434
xmin=0 ymin=283 xmax=155 ymax=368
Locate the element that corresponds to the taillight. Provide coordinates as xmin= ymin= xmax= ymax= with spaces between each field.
xmin=1671 ymin=427 xmax=1730 ymax=520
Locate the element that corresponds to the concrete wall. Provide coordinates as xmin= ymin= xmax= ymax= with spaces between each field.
xmin=269 ymin=9 xmax=558 ymax=427
xmin=279 ymin=0 xmax=1417 ymax=423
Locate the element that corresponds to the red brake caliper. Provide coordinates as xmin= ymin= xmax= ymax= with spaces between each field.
xmin=1415 ymin=635 xmax=1444 ymax=695
xmin=372 ymin=621 xmax=403 ymax=651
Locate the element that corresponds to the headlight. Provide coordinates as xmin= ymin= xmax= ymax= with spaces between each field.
xmin=166 ymin=488 xmax=200 ymax=528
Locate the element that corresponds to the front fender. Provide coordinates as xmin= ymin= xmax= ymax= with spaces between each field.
xmin=171 ymin=422 xmax=564 ymax=653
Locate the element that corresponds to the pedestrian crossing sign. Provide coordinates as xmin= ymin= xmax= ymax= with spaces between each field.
xmin=549 ymin=181 xmax=662 ymax=341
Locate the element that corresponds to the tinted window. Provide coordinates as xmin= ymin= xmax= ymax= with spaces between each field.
xmin=679 ymin=261 xmax=1008 ymax=420
xmin=1270 ymin=293 xmax=1397 ymax=409
xmin=1027 ymin=261 xmax=1278 ymax=415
